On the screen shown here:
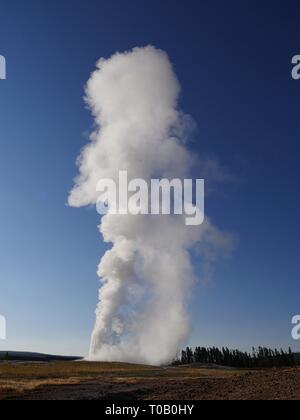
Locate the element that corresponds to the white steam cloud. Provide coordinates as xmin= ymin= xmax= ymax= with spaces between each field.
xmin=69 ymin=46 xmax=232 ymax=365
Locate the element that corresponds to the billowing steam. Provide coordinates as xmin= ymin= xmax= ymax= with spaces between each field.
xmin=69 ymin=46 xmax=231 ymax=365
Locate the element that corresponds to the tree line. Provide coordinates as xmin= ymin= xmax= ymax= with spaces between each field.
xmin=173 ymin=346 xmax=297 ymax=368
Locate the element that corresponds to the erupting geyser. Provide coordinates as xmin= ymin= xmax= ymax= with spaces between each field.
xmin=69 ymin=46 xmax=231 ymax=365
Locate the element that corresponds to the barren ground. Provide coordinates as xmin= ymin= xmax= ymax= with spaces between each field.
xmin=0 ymin=361 xmax=299 ymax=400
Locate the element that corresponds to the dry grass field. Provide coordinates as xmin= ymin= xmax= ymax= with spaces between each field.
xmin=0 ymin=361 xmax=300 ymax=400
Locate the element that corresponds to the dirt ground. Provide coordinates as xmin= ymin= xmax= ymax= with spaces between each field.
xmin=0 ymin=361 xmax=299 ymax=400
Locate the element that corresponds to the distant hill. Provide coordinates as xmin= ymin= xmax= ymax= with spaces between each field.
xmin=0 ymin=351 xmax=82 ymax=362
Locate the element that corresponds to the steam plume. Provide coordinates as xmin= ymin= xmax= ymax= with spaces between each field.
xmin=69 ymin=46 xmax=231 ymax=365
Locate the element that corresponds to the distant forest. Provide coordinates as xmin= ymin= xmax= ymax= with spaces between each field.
xmin=173 ymin=347 xmax=298 ymax=369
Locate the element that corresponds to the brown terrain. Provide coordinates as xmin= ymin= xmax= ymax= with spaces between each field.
xmin=0 ymin=361 xmax=299 ymax=400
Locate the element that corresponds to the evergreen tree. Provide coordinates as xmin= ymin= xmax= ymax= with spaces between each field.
xmin=177 ymin=345 xmax=297 ymax=368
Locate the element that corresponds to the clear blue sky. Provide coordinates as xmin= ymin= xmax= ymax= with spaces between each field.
xmin=0 ymin=0 xmax=300 ymax=356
